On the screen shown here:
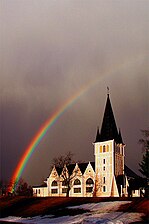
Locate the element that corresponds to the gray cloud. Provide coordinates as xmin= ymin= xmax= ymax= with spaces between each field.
xmin=0 ymin=0 xmax=148 ymax=184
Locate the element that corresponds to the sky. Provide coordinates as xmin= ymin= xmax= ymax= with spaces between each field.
xmin=0 ymin=0 xmax=148 ymax=185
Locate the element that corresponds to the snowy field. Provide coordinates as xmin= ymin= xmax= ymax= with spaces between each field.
xmin=0 ymin=201 xmax=144 ymax=224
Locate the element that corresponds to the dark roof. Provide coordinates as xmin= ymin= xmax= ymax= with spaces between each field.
xmin=78 ymin=163 xmax=88 ymax=174
xmin=78 ymin=162 xmax=95 ymax=174
xmin=90 ymin=162 xmax=95 ymax=171
xmin=55 ymin=167 xmax=63 ymax=176
xmin=124 ymin=165 xmax=139 ymax=179
xmin=55 ymin=162 xmax=95 ymax=176
xmin=67 ymin=164 xmax=76 ymax=174
xmin=55 ymin=164 xmax=138 ymax=179
xmin=95 ymin=127 xmax=101 ymax=142
xmin=116 ymin=175 xmax=126 ymax=187
xmin=55 ymin=164 xmax=76 ymax=175
xmin=116 ymin=166 xmax=141 ymax=189
xmin=117 ymin=129 xmax=124 ymax=144
xmin=95 ymin=94 xmax=124 ymax=144
xmin=33 ymin=183 xmax=47 ymax=188
xmin=128 ymin=177 xmax=147 ymax=189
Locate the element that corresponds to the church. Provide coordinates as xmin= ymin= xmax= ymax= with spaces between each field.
xmin=33 ymin=91 xmax=141 ymax=197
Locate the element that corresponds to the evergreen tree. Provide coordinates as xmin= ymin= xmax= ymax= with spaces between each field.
xmin=139 ymin=150 xmax=149 ymax=178
xmin=16 ymin=178 xmax=33 ymax=196
xmin=139 ymin=130 xmax=149 ymax=178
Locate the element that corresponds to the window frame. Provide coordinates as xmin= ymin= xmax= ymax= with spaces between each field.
xmin=86 ymin=178 xmax=94 ymax=185
xmin=51 ymin=188 xmax=58 ymax=194
xmin=51 ymin=180 xmax=58 ymax=186
xmin=74 ymin=178 xmax=81 ymax=185
xmin=74 ymin=187 xmax=81 ymax=193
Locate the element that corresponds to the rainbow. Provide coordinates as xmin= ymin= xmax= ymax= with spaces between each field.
xmin=9 ymin=83 xmax=93 ymax=192
xmin=9 ymin=53 xmax=145 ymax=192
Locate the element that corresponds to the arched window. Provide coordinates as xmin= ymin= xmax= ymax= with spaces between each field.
xmin=86 ymin=178 xmax=94 ymax=185
xmin=100 ymin=146 xmax=102 ymax=153
xmin=51 ymin=180 xmax=58 ymax=186
xmin=107 ymin=145 xmax=109 ymax=152
xmin=86 ymin=178 xmax=94 ymax=193
xmin=74 ymin=179 xmax=81 ymax=185
xmin=103 ymin=145 xmax=106 ymax=152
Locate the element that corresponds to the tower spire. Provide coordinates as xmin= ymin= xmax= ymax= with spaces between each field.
xmin=107 ymin=86 xmax=110 ymax=96
xmin=94 ymin=126 xmax=101 ymax=143
xmin=99 ymin=89 xmax=119 ymax=142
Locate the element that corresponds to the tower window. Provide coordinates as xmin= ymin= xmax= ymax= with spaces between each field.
xmin=103 ymin=159 xmax=106 ymax=164
xmin=103 ymin=166 xmax=106 ymax=171
xmin=100 ymin=146 xmax=102 ymax=153
xmin=103 ymin=186 xmax=106 ymax=192
xmin=103 ymin=145 xmax=106 ymax=152
xmin=107 ymin=145 xmax=109 ymax=152
xmin=103 ymin=177 xmax=106 ymax=184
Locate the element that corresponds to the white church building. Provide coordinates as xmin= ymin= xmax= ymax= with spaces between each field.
xmin=33 ymin=92 xmax=140 ymax=197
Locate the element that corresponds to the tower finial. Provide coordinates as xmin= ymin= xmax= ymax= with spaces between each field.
xmin=107 ymin=86 xmax=109 ymax=95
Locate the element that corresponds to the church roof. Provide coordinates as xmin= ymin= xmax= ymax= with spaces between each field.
xmin=78 ymin=162 xmax=95 ymax=173
xmin=67 ymin=164 xmax=76 ymax=174
xmin=95 ymin=93 xmax=124 ymax=144
xmin=77 ymin=163 xmax=88 ymax=174
xmin=124 ymin=165 xmax=139 ymax=179
xmin=117 ymin=129 xmax=124 ymax=144
xmin=54 ymin=163 xmax=138 ymax=177
xmin=55 ymin=162 xmax=95 ymax=176
xmin=55 ymin=167 xmax=63 ymax=176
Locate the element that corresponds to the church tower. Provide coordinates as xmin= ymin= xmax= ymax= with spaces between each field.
xmin=93 ymin=90 xmax=125 ymax=197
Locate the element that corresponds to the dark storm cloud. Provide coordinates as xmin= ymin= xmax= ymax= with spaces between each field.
xmin=0 ymin=0 xmax=148 ymax=184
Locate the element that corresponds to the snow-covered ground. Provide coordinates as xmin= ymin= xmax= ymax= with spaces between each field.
xmin=0 ymin=201 xmax=144 ymax=224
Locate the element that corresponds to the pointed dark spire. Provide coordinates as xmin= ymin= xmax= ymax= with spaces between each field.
xmin=99 ymin=92 xmax=119 ymax=142
xmin=94 ymin=127 xmax=101 ymax=143
xmin=117 ymin=128 xmax=124 ymax=145
xmin=107 ymin=86 xmax=110 ymax=96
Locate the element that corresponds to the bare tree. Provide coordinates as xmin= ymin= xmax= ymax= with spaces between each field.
xmin=93 ymin=173 xmax=103 ymax=197
xmin=139 ymin=129 xmax=149 ymax=179
xmin=51 ymin=151 xmax=80 ymax=197
xmin=52 ymin=151 xmax=74 ymax=168
xmin=60 ymin=164 xmax=80 ymax=197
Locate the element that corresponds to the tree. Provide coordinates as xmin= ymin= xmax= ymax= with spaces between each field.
xmin=0 ymin=180 xmax=7 ymax=196
xmin=139 ymin=151 xmax=149 ymax=178
xmin=51 ymin=151 xmax=74 ymax=168
xmin=15 ymin=178 xmax=33 ymax=196
xmin=51 ymin=151 xmax=79 ymax=197
xmin=93 ymin=174 xmax=102 ymax=197
xmin=139 ymin=129 xmax=149 ymax=178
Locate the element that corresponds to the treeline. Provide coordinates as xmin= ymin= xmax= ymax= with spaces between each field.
xmin=0 ymin=178 xmax=33 ymax=196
